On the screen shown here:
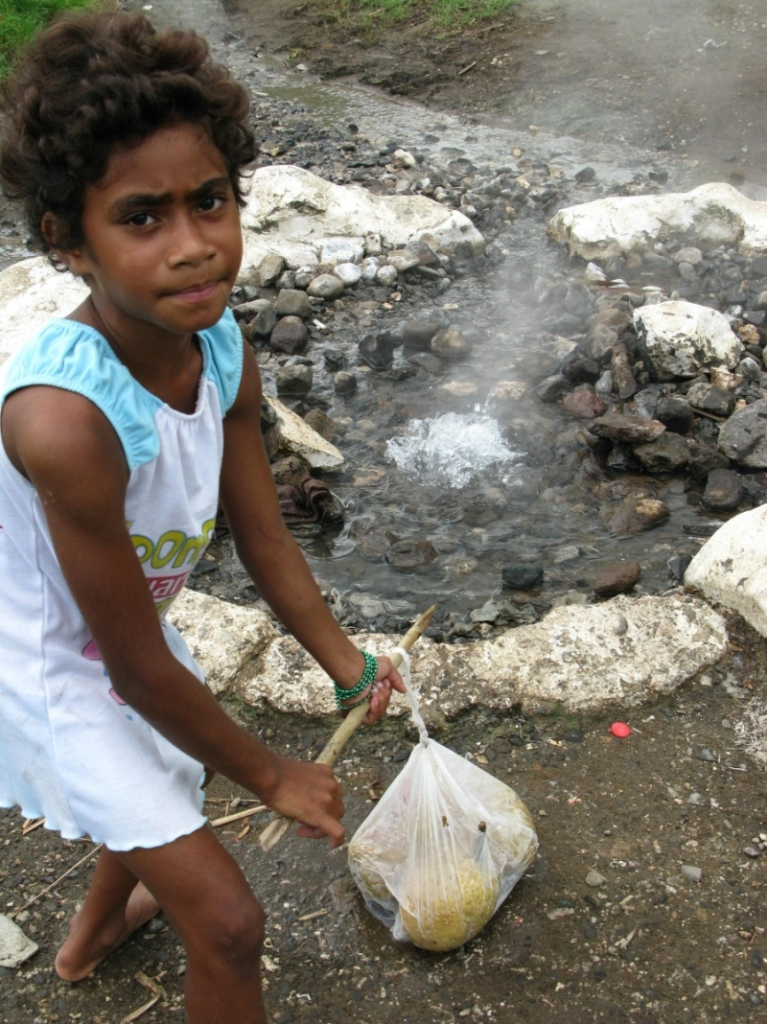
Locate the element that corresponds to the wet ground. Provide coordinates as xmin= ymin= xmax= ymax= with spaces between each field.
xmin=238 ymin=0 xmax=767 ymax=190
xmin=2 ymin=1 xmax=767 ymax=1021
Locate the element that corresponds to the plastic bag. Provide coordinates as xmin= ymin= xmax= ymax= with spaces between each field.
xmin=348 ymin=652 xmax=538 ymax=951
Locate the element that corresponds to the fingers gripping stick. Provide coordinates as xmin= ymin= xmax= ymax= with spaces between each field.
xmin=258 ymin=605 xmax=436 ymax=853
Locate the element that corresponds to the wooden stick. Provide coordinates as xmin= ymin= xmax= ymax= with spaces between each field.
xmin=258 ymin=605 xmax=435 ymax=852
xmin=209 ymin=804 xmax=267 ymax=828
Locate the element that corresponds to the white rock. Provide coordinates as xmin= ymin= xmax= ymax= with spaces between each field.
xmin=319 ymin=238 xmax=365 ymax=266
xmin=548 ymin=182 xmax=767 ymax=260
xmin=376 ymin=265 xmax=398 ymax=286
xmin=634 ymin=300 xmax=743 ymax=380
xmin=264 ymin=396 xmax=345 ymax=470
xmin=685 ymin=505 xmax=767 ymax=637
xmin=167 ymin=591 xmax=278 ymax=695
xmin=0 ymin=914 xmax=38 ymax=968
xmin=173 ymin=591 xmax=726 ymax=718
xmin=333 ymin=262 xmax=362 ymax=286
xmin=359 ymin=257 xmax=380 ymax=281
xmin=673 ymin=247 xmax=703 ymax=265
xmin=0 ymin=257 xmax=87 ymax=364
xmin=387 ymin=249 xmax=421 ymax=273
xmin=364 ymin=232 xmax=383 ymax=256
xmin=240 ymin=165 xmax=484 ymax=274
xmin=391 ymin=148 xmax=416 ymax=168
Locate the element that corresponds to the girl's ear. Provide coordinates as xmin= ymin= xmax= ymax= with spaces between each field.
xmin=40 ymin=212 xmax=89 ymax=274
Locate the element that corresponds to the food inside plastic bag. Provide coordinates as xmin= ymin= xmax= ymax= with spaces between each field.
xmin=348 ymin=653 xmax=537 ymax=951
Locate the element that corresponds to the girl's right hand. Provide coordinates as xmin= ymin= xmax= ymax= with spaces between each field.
xmin=259 ymin=755 xmax=345 ymax=847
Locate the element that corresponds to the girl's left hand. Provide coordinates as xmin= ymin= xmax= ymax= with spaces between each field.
xmin=338 ymin=656 xmax=406 ymax=726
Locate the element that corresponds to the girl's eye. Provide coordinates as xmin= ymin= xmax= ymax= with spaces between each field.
xmin=199 ymin=195 xmax=226 ymax=213
xmin=126 ymin=212 xmax=156 ymax=227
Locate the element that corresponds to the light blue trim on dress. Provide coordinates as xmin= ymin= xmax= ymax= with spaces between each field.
xmin=1 ymin=308 xmax=243 ymax=472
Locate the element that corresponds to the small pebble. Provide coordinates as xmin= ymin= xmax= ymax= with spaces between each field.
xmin=681 ymin=865 xmax=702 ymax=882
xmin=586 ymin=870 xmax=606 ymax=887
xmin=695 ymin=748 xmax=715 ymax=762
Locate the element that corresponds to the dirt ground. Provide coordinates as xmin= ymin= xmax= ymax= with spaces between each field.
xmin=231 ymin=0 xmax=767 ymax=189
xmin=2 ymin=612 xmax=767 ymax=1023
xmin=3 ymin=2 xmax=767 ymax=1023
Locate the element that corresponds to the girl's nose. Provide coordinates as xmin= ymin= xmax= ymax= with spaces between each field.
xmin=167 ymin=215 xmax=215 ymax=266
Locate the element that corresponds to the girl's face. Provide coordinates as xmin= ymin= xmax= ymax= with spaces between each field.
xmin=60 ymin=121 xmax=243 ymax=339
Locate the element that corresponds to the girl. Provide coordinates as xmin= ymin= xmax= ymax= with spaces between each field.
xmin=0 ymin=11 xmax=404 ymax=1021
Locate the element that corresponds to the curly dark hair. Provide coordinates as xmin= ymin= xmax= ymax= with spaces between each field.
xmin=0 ymin=10 xmax=257 ymax=267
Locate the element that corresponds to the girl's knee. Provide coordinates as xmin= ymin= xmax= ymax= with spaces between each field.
xmin=198 ymin=894 xmax=265 ymax=973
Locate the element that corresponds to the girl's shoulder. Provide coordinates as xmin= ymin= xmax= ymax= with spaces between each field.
xmin=1 ymin=309 xmax=243 ymax=472
xmin=197 ymin=306 xmax=244 ymax=416
xmin=1 ymin=318 xmax=160 ymax=472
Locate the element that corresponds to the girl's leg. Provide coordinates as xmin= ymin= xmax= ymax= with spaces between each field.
xmin=55 ymin=847 xmax=160 ymax=981
xmin=115 ymin=825 xmax=266 ymax=1024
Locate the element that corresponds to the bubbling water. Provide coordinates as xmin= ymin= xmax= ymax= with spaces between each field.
xmin=386 ymin=413 xmax=521 ymax=490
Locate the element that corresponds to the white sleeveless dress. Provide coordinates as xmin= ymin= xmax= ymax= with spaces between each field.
xmin=0 ymin=309 xmax=242 ymax=850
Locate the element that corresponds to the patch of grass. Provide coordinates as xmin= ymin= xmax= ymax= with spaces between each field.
xmin=338 ymin=0 xmax=519 ymax=32
xmin=0 ymin=0 xmax=102 ymax=78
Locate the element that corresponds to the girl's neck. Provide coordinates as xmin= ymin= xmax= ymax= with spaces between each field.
xmin=73 ymin=296 xmax=203 ymax=414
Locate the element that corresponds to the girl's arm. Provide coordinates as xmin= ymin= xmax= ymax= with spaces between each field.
xmin=1 ymin=384 xmax=346 ymax=844
xmin=219 ymin=342 xmax=405 ymax=722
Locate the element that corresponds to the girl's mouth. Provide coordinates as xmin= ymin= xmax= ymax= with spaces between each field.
xmin=170 ymin=280 xmax=222 ymax=303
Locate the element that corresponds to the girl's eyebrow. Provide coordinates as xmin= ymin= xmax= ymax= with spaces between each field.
xmin=109 ymin=176 xmax=232 ymax=217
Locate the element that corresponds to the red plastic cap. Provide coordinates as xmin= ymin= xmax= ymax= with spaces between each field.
xmin=610 ymin=721 xmax=631 ymax=738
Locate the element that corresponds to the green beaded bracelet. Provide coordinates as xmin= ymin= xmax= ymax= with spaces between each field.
xmin=335 ymin=692 xmax=371 ymax=710
xmin=334 ymin=649 xmax=377 ymax=707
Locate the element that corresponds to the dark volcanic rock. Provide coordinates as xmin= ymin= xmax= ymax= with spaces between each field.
xmin=275 ymin=289 xmax=312 ymax=319
xmin=611 ymin=343 xmax=638 ymax=399
xmin=562 ymin=389 xmax=607 ymax=419
xmin=333 ymin=371 xmax=358 ymax=395
xmin=536 ymin=375 xmax=571 ymax=403
xmin=402 ymin=320 xmax=442 ymax=350
xmin=668 ymin=552 xmax=693 ymax=582
xmin=323 ymin=347 xmax=346 ymax=370
xmin=633 ymin=432 xmax=690 ymax=472
xmin=593 ymin=561 xmax=642 ymax=596
xmin=588 ymin=413 xmax=666 ymax=444
xmin=431 ymin=327 xmax=472 ymax=360
xmin=561 ymin=347 xmax=600 ymax=384
xmin=603 ymin=495 xmax=670 ymax=536
xmin=385 ymin=539 xmax=438 ymax=571
xmin=277 ymin=363 xmax=312 ymax=396
xmin=686 ymin=382 xmax=735 ymax=417
xmin=271 ymin=455 xmax=309 ymax=486
xmin=718 ymin=398 xmax=767 ymax=467
xmin=583 ymin=322 xmax=619 ymax=363
xmin=655 ymin=395 xmax=694 ymax=434
xmin=405 ymin=351 xmax=443 ymax=375
xmin=701 ymin=468 xmax=744 ymax=512
xmin=303 ymin=408 xmax=336 ymax=441
xmin=251 ymin=305 xmax=278 ymax=338
xmin=270 ymin=316 xmax=309 ymax=354
xmin=686 ymin=438 xmax=730 ymax=479
xmin=359 ymin=332 xmax=395 ymax=370
xmin=502 ymin=563 xmax=544 ymax=590
xmin=349 ymin=518 xmax=393 ymax=559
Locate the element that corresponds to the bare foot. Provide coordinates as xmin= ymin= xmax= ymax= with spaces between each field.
xmin=55 ymin=883 xmax=160 ymax=982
